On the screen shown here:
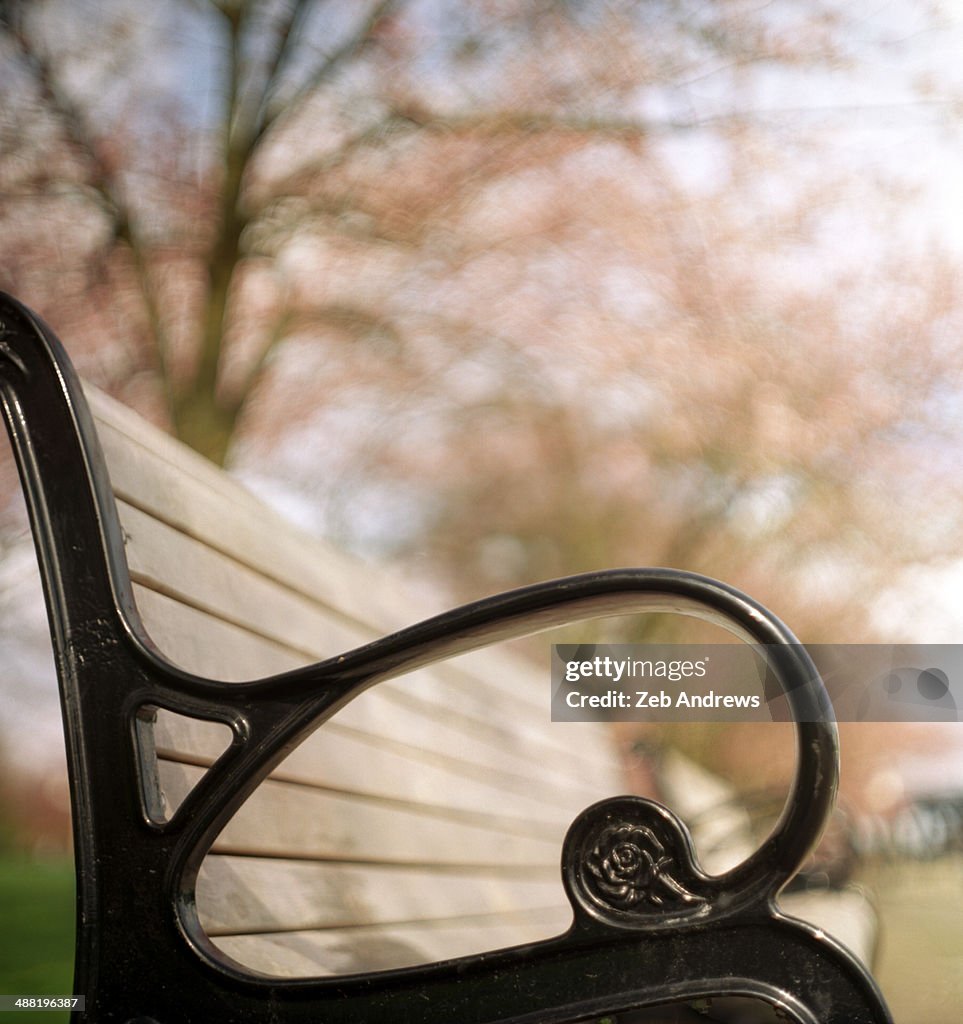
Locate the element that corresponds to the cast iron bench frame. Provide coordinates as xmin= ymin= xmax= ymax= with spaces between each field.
xmin=0 ymin=292 xmax=892 ymax=1023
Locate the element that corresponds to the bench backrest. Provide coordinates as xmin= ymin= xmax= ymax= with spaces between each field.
xmin=87 ymin=385 xmax=626 ymax=976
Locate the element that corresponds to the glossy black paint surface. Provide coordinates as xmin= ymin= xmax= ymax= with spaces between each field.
xmin=0 ymin=292 xmax=892 ymax=1023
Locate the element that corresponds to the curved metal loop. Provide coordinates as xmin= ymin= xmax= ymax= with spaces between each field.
xmin=297 ymin=568 xmax=839 ymax=906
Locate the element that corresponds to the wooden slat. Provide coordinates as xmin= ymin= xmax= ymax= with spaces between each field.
xmin=90 ymin=387 xmax=537 ymax=687
xmin=139 ymin=629 xmax=611 ymax=807
xmin=97 ymin=420 xmax=413 ymax=640
xmin=197 ymin=856 xmax=567 ymax=935
xmin=154 ymin=721 xmax=584 ymax=832
xmin=165 ymin=764 xmax=564 ymax=868
xmin=120 ymin=500 xmax=359 ymax=662
xmin=94 ymin=382 xmax=622 ymax=785
xmin=157 ymin=754 xmax=568 ymax=843
xmin=132 ymin=584 xmax=305 ymax=681
xmin=212 ymin=908 xmax=572 ymax=977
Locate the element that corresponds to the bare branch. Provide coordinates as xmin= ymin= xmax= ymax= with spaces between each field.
xmin=0 ymin=4 xmax=175 ymax=406
xmin=229 ymin=301 xmax=403 ymax=419
xmin=255 ymin=0 xmax=402 ymax=144
xmin=251 ymin=0 xmax=312 ymax=138
xmin=249 ymin=110 xmax=416 ymax=212
xmin=248 ymin=102 xmax=653 ymax=228
xmin=386 ymin=93 xmax=963 ymax=144
xmin=2 ymin=9 xmax=122 ymax=222
xmin=391 ymin=104 xmax=658 ymax=140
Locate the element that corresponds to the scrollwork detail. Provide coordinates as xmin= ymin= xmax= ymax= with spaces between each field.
xmin=585 ymin=821 xmax=702 ymax=910
xmin=563 ymin=796 xmax=710 ymax=925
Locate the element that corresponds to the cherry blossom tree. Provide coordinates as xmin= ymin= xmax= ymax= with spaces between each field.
xmin=1 ymin=0 xmax=961 ymax=639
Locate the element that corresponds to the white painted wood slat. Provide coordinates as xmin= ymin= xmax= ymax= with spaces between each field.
xmin=162 ymin=764 xmax=563 ymax=867
xmin=214 ymin=908 xmax=573 ymax=978
xmin=197 ymin=856 xmax=567 ymax=935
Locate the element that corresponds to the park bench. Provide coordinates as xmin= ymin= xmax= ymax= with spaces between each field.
xmin=0 ymin=290 xmax=891 ymax=1022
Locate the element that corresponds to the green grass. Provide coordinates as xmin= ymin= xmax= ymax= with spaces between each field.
xmin=0 ymin=856 xmax=74 ymax=1023
xmin=856 ymin=857 xmax=963 ymax=1024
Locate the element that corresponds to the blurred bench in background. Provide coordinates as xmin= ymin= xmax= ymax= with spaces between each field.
xmin=656 ymin=748 xmax=880 ymax=970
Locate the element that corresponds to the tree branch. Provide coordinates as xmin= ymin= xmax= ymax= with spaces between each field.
xmin=185 ymin=2 xmax=251 ymax=410
xmin=382 ymin=94 xmax=963 ymax=143
xmin=228 ymin=301 xmax=403 ymax=423
xmin=390 ymin=105 xmax=657 ymax=140
xmin=249 ymin=110 xmax=415 ymax=212
xmin=254 ymin=0 xmax=402 ymax=145
xmin=2 ymin=10 xmax=121 ymax=219
xmin=0 ymin=3 xmax=175 ymax=407
xmin=251 ymin=0 xmax=313 ymax=139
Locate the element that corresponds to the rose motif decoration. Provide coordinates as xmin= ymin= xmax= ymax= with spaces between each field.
xmin=585 ymin=822 xmax=701 ymax=912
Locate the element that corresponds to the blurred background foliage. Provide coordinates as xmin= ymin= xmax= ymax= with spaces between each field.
xmin=2 ymin=0 xmax=962 ymax=639
xmin=2 ymin=2 xmax=963 ymax=1017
